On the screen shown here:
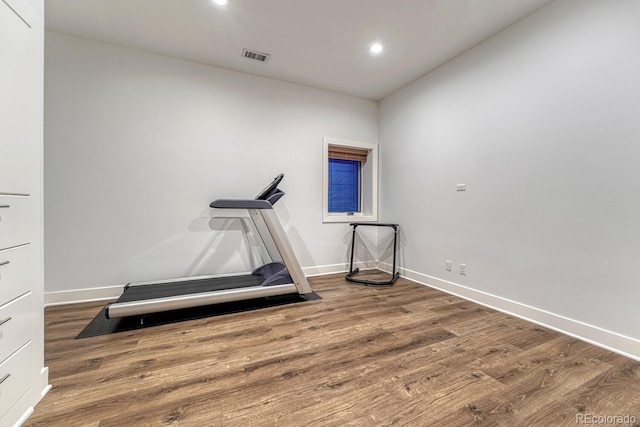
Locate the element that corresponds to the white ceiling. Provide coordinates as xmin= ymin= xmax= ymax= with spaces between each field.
xmin=45 ymin=0 xmax=552 ymax=100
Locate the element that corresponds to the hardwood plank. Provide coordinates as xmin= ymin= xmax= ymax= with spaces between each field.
xmin=562 ymin=362 xmax=640 ymax=417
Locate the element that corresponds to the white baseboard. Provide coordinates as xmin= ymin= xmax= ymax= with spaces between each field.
xmin=14 ymin=407 xmax=34 ymax=427
xmin=302 ymin=263 xmax=347 ymax=277
xmin=302 ymin=261 xmax=375 ymax=277
xmin=397 ymin=265 xmax=640 ymax=362
xmin=45 ymin=285 xmax=123 ymax=306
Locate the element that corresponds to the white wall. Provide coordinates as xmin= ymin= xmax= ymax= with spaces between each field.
xmin=44 ymin=32 xmax=378 ymax=300
xmin=380 ymin=0 xmax=640 ymax=359
xmin=23 ymin=0 xmax=43 ymax=22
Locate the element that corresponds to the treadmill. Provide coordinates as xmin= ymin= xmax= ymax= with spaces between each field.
xmin=104 ymin=174 xmax=313 ymax=319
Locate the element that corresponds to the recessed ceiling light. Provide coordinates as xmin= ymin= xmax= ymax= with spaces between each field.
xmin=369 ymin=43 xmax=383 ymax=55
xmin=213 ymin=0 xmax=228 ymax=5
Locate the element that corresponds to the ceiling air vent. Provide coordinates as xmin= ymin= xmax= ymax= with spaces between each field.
xmin=242 ymin=48 xmax=270 ymax=62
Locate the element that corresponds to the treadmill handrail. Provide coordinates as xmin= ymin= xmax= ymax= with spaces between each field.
xmin=210 ymin=199 xmax=274 ymax=209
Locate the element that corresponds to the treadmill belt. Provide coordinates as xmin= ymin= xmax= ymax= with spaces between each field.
xmin=118 ymin=274 xmax=265 ymax=303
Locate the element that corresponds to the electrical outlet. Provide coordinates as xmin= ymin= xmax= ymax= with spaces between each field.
xmin=457 ymin=184 xmax=466 ymax=191
xmin=459 ymin=263 xmax=466 ymax=275
xmin=446 ymin=260 xmax=452 ymax=271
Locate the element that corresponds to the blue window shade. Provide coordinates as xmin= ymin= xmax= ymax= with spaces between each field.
xmin=328 ymin=159 xmax=360 ymax=212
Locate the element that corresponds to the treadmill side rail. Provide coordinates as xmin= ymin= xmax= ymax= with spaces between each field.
xmin=105 ymin=283 xmax=298 ymax=319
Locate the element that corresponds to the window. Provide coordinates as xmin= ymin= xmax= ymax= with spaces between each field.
xmin=328 ymin=158 xmax=360 ymax=213
xmin=323 ymin=138 xmax=378 ymax=223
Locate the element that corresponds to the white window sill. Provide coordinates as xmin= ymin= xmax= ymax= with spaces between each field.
xmin=323 ymin=213 xmax=378 ymax=223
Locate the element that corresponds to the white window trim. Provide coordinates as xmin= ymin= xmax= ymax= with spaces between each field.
xmin=323 ymin=137 xmax=378 ymax=223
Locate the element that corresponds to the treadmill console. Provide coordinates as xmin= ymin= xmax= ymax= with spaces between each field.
xmin=255 ymin=173 xmax=284 ymax=201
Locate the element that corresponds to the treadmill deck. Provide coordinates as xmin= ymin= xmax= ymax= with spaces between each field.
xmin=118 ymin=275 xmax=265 ymax=303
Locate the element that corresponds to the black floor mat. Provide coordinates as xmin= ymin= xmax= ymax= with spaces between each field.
xmin=76 ymin=292 xmax=321 ymax=339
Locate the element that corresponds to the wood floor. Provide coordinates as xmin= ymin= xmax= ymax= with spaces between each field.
xmin=26 ymin=272 xmax=640 ymax=426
